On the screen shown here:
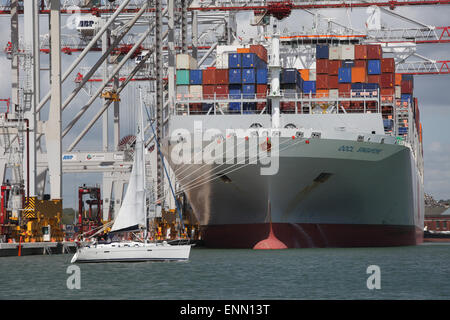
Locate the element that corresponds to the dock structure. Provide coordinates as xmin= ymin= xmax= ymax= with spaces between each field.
xmin=0 ymin=241 xmax=80 ymax=257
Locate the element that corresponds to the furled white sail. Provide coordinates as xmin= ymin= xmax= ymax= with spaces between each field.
xmin=110 ymin=97 xmax=147 ymax=233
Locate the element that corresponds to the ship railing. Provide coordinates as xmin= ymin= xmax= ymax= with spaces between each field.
xmin=175 ymin=90 xmax=388 ymax=116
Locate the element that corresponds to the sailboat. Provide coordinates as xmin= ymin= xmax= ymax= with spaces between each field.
xmin=71 ymin=94 xmax=191 ymax=263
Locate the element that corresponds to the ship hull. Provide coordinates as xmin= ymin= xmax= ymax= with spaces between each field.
xmin=71 ymin=242 xmax=191 ymax=263
xmin=164 ymin=131 xmax=424 ymax=248
xmin=202 ymin=223 xmax=422 ymax=248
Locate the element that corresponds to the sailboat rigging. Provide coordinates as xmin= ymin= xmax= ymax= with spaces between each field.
xmin=70 ymin=90 xmax=191 ymax=263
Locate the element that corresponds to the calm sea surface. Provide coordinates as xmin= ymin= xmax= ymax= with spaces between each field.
xmin=0 ymin=243 xmax=449 ymax=300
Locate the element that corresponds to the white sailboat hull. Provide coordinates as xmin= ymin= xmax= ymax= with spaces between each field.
xmin=71 ymin=241 xmax=191 ymax=263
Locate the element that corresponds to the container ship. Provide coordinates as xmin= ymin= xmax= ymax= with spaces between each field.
xmin=163 ymin=37 xmax=424 ymax=248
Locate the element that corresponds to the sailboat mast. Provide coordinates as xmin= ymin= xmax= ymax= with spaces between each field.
xmin=139 ymin=88 xmax=148 ymax=241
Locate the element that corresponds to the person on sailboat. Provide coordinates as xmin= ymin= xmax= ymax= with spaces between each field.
xmin=166 ymin=226 xmax=171 ymax=240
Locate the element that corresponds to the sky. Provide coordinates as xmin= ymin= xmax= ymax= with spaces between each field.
xmin=0 ymin=4 xmax=449 ymax=209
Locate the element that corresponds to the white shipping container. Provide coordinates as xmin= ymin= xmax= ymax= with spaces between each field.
xmin=217 ymin=45 xmax=242 ymax=55
xmin=329 ymin=89 xmax=339 ymax=99
xmin=395 ymin=85 xmax=401 ymax=99
xmin=177 ymin=85 xmax=190 ymax=99
xmin=176 ymin=54 xmax=197 ymax=69
xmin=216 ymin=52 xmax=229 ymax=68
xmin=189 ymin=85 xmax=203 ymax=99
xmin=329 ymin=46 xmax=342 ymax=60
xmin=340 ymin=45 xmax=355 ymax=60
xmin=309 ymin=69 xmax=317 ymax=81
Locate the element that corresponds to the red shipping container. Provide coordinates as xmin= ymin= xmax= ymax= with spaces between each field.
xmin=354 ymin=45 xmax=368 ymax=60
xmin=280 ymin=102 xmax=295 ymax=111
xmin=380 ymin=73 xmax=394 ymax=88
xmin=316 ymin=74 xmax=329 ymax=89
xmin=256 ymin=84 xmax=267 ymax=98
xmin=202 ymin=69 xmax=215 ymax=85
xmin=328 ymin=60 xmax=341 ymax=75
xmin=338 ymin=83 xmax=351 ymax=96
xmin=250 ymin=44 xmax=268 ymax=63
xmin=354 ymin=60 xmax=367 ymax=69
xmin=328 ymin=75 xmax=339 ymax=89
xmin=202 ymin=84 xmax=215 ymax=99
xmin=414 ymin=97 xmax=420 ymax=126
xmin=401 ymin=80 xmax=413 ymax=94
xmin=189 ymin=103 xmax=202 ymax=113
xmin=215 ymin=84 xmax=229 ymax=95
xmin=215 ymin=69 xmax=229 ymax=84
xmin=368 ymin=74 xmax=380 ymax=85
xmin=381 ymin=88 xmax=395 ymax=96
xmin=256 ymin=102 xmax=266 ymax=111
xmin=381 ymin=58 xmax=395 ymax=73
xmin=367 ymin=45 xmax=382 ymax=59
xmin=316 ymin=59 xmax=329 ymax=74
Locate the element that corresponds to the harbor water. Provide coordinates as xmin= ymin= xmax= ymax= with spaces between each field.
xmin=0 ymin=243 xmax=449 ymax=300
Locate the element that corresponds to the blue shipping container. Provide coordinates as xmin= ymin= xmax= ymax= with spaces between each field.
xmin=256 ymin=59 xmax=267 ymax=70
xmin=402 ymin=74 xmax=414 ymax=81
xmin=398 ymin=127 xmax=408 ymax=134
xmin=316 ymin=44 xmax=329 ymax=59
xmin=228 ymin=53 xmax=242 ymax=68
xmin=367 ymin=60 xmax=381 ymax=75
xmin=351 ymin=83 xmax=364 ymax=90
xmin=364 ymin=83 xmax=379 ymax=90
xmin=256 ymin=68 xmax=268 ymax=84
xmin=189 ymin=70 xmax=202 ymax=85
xmin=401 ymin=94 xmax=412 ymax=102
xmin=229 ymin=84 xmax=242 ymax=99
xmin=229 ymin=69 xmax=242 ymax=84
xmin=242 ymin=53 xmax=257 ymax=68
xmin=303 ymin=81 xmax=316 ymax=94
xmin=242 ymin=68 xmax=256 ymax=83
xmin=281 ymin=69 xmax=298 ymax=84
xmin=202 ymin=103 xmax=214 ymax=112
xmin=338 ymin=68 xmax=352 ymax=83
xmin=383 ymin=119 xmax=393 ymax=130
xmin=229 ymin=102 xmax=241 ymax=112
xmin=242 ymin=84 xmax=255 ymax=98
xmin=243 ymin=102 xmax=256 ymax=114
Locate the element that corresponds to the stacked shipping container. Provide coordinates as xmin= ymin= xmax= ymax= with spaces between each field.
xmin=176 ymin=45 xmax=269 ymax=113
xmin=176 ymin=44 xmax=419 ymax=131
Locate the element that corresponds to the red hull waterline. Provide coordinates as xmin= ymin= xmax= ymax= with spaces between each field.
xmin=202 ymin=223 xmax=424 ymax=248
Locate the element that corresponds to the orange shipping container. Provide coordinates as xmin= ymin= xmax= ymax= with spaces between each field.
xmin=316 ymin=91 xmax=329 ymax=99
xmin=351 ymin=67 xmax=367 ymax=83
xmin=316 ymin=89 xmax=329 ymax=98
xmin=237 ymin=48 xmax=250 ymax=53
xmin=395 ymin=74 xmax=402 ymax=86
xmin=298 ymin=69 xmax=309 ymax=81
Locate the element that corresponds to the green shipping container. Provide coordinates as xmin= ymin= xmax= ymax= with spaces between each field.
xmin=176 ymin=70 xmax=190 ymax=85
